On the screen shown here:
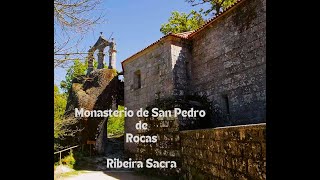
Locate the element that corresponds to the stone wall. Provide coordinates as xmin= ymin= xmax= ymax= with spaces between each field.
xmin=123 ymin=38 xmax=182 ymax=153
xmin=189 ymin=0 xmax=266 ymax=126
xmin=122 ymin=0 xmax=266 ymax=154
xmin=171 ymin=39 xmax=192 ymax=97
xmin=135 ymin=116 xmax=181 ymax=176
xmin=180 ymin=123 xmax=266 ymax=180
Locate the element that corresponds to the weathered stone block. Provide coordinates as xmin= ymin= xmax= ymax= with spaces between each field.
xmin=181 ymin=124 xmax=265 ymax=179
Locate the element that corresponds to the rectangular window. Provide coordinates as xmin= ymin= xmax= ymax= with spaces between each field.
xmin=222 ymin=94 xmax=230 ymax=120
xmin=186 ymin=60 xmax=190 ymax=80
xmin=134 ymin=70 xmax=141 ymax=89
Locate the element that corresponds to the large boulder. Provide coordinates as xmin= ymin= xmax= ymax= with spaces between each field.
xmin=64 ymin=69 xmax=124 ymax=154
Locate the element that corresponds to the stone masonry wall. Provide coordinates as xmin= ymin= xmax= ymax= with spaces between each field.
xmin=180 ymin=123 xmax=266 ymax=180
xmin=123 ymin=0 xmax=266 ymax=154
xmin=171 ymin=39 xmax=192 ymax=97
xmin=135 ymin=116 xmax=181 ymax=176
xmin=124 ymin=40 xmax=174 ymax=153
xmin=189 ymin=0 xmax=266 ymax=126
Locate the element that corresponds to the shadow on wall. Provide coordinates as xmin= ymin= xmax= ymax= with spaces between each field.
xmin=172 ymin=36 xmax=265 ymax=128
xmin=171 ymin=42 xmax=219 ymax=130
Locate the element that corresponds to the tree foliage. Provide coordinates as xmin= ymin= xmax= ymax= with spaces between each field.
xmin=54 ymin=85 xmax=67 ymax=125
xmin=60 ymin=59 xmax=87 ymax=92
xmin=54 ymin=85 xmax=66 ymax=150
xmin=107 ymin=105 xmax=125 ymax=136
xmin=185 ymin=0 xmax=237 ymax=16
xmin=160 ymin=10 xmax=205 ymax=35
xmin=60 ymin=58 xmax=100 ymax=92
xmin=54 ymin=85 xmax=81 ymax=151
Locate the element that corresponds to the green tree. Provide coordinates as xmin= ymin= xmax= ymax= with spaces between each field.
xmin=60 ymin=59 xmax=87 ymax=92
xmin=54 ymin=85 xmax=67 ymax=124
xmin=54 ymin=84 xmax=79 ymax=150
xmin=60 ymin=58 xmax=101 ymax=92
xmin=54 ymin=84 xmax=67 ymax=150
xmin=160 ymin=10 xmax=205 ymax=35
xmin=107 ymin=105 xmax=125 ymax=137
xmin=186 ymin=0 xmax=236 ymax=16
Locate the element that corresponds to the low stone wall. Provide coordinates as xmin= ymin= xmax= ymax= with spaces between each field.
xmin=180 ymin=123 xmax=266 ymax=180
xmin=135 ymin=116 xmax=181 ymax=177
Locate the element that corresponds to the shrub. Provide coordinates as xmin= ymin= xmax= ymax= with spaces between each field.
xmin=107 ymin=105 xmax=125 ymax=136
xmin=61 ymin=152 xmax=76 ymax=168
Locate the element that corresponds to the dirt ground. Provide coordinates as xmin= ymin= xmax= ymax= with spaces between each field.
xmin=60 ymin=171 xmax=164 ymax=180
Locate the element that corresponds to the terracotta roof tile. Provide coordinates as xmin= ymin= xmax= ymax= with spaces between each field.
xmin=121 ymin=33 xmax=189 ymax=66
xmin=174 ymin=31 xmax=194 ymax=38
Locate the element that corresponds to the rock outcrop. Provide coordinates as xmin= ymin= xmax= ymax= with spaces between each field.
xmin=64 ymin=69 xmax=124 ymax=154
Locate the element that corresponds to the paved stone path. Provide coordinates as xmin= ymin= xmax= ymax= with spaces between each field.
xmin=58 ymin=137 xmax=163 ymax=179
xmin=61 ymin=171 xmax=162 ymax=180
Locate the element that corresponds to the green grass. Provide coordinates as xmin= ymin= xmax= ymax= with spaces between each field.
xmin=59 ymin=170 xmax=89 ymax=178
